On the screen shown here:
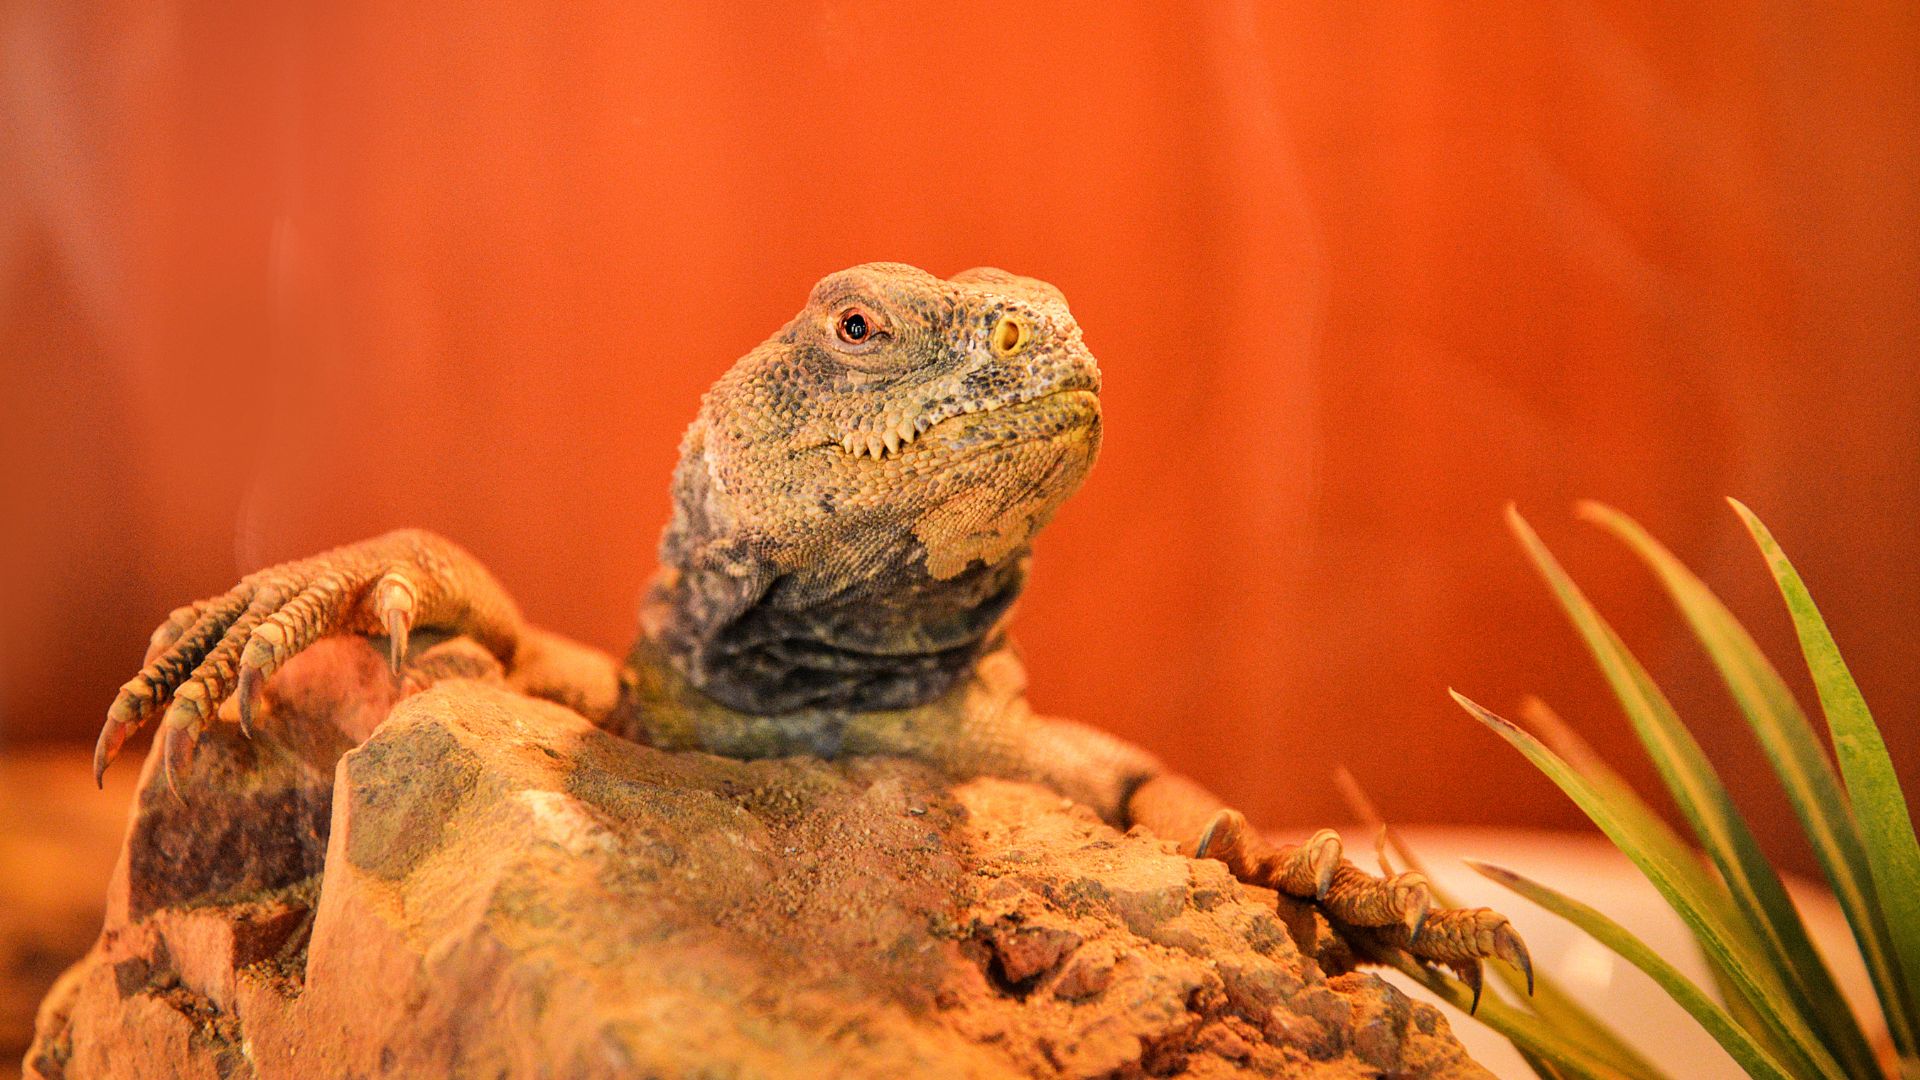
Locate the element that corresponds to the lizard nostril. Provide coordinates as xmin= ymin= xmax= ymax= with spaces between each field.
xmin=990 ymin=316 xmax=1031 ymax=357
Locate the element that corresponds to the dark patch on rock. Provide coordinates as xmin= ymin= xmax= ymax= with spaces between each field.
xmin=128 ymin=777 xmax=331 ymax=921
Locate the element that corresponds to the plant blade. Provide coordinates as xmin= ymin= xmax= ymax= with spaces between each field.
xmin=1468 ymin=860 xmax=1798 ymax=1080
xmin=1514 ymin=700 xmax=1799 ymax=1066
xmin=1507 ymin=507 xmax=1878 ymax=1078
xmin=1586 ymin=500 xmax=1917 ymax=1055
xmin=1453 ymin=689 xmax=1849 ymax=1080
xmin=1514 ymin=700 xmax=1733 ymax=918
xmin=1517 ymin=1046 xmax=1577 ymax=1080
xmin=1734 ymin=498 xmax=1920 ymax=1060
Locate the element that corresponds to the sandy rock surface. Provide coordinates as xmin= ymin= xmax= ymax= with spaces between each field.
xmin=28 ymin=638 xmax=1487 ymax=1079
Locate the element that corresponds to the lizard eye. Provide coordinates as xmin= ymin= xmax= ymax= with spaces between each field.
xmin=834 ymin=304 xmax=887 ymax=349
xmin=990 ymin=314 xmax=1032 ymax=357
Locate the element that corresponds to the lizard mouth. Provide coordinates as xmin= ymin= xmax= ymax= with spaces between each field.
xmin=833 ymin=384 xmax=1100 ymax=461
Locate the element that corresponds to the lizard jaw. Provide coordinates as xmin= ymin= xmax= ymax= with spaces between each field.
xmin=837 ymin=416 xmax=926 ymax=460
xmin=834 ymin=386 xmax=1098 ymax=461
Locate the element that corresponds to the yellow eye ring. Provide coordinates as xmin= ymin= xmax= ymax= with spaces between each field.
xmin=990 ymin=315 xmax=1032 ymax=357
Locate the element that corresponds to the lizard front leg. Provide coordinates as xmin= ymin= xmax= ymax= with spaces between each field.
xmin=910 ymin=651 xmax=1531 ymax=993
xmin=97 ymin=528 xmax=525 ymax=790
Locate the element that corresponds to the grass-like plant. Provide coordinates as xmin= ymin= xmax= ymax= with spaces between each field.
xmin=1376 ymin=501 xmax=1917 ymax=1080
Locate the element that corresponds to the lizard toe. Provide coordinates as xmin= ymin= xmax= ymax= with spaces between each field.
xmin=143 ymin=603 xmax=205 ymax=666
xmin=1275 ymin=828 xmax=1343 ymax=900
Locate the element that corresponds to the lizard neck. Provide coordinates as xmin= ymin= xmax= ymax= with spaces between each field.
xmin=638 ymin=551 xmax=1030 ymax=718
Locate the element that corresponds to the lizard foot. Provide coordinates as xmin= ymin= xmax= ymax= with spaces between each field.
xmin=1196 ymin=810 xmax=1530 ymax=1004
xmin=95 ymin=533 xmax=463 ymax=794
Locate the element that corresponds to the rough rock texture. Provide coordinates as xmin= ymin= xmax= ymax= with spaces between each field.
xmin=29 ymin=639 xmax=1487 ymax=1079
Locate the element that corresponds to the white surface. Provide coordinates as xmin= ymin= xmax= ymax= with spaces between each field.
xmin=1361 ymin=827 xmax=1880 ymax=1079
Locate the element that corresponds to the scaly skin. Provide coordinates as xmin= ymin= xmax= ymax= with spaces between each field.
xmin=97 ymin=263 xmax=1530 ymax=991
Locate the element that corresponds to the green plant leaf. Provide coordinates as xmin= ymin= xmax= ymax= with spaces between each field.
xmin=1514 ymin=700 xmax=1735 ymax=919
xmin=1335 ymin=766 xmax=1672 ymax=1080
xmin=1506 ymin=507 xmax=1878 ymax=1078
xmin=1585 ymin=500 xmax=1917 ymax=1055
xmin=1513 ymin=700 xmax=1799 ymax=1067
xmin=1734 ymin=498 xmax=1920 ymax=1053
xmin=1467 ymin=860 xmax=1798 ymax=1080
xmin=1517 ymin=1046 xmax=1577 ymax=1080
xmin=1453 ymin=689 xmax=1849 ymax=1080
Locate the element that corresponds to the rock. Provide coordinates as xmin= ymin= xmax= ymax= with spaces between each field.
xmin=27 ymin=638 xmax=1489 ymax=1079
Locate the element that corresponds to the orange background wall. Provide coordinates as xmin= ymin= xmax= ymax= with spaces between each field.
xmin=4 ymin=3 xmax=1915 ymax=870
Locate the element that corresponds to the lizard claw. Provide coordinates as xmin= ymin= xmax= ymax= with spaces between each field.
xmin=236 ymin=665 xmax=264 ymax=738
xmin=1448 ymin=959 xmax=1485 ymax=1014
xmin=93 ymin=710 xmax=132 ymax=789
xmin=1400 ymin=875 xmax=1433 ymax=944
xmin=1494 ymin=919 xmax=1533 ymax=994
xmin=95 ymin=674 xmax=163 ymax=787
xmin=376 ymin=571 xmax=417 ymax=674
xmin=1194 ymin=809 xmax=1243 ymax=861
xmin=384 ymin=607 xmax=410 ymax=673
xmin=158 ymin=685 xmax=214 ymax=803
xmin=161 ymin=722 xmax=196 ymax=804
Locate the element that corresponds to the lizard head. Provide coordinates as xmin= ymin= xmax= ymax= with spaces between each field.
xmin=693 ymin=262 xmax=1102 ymax=582
xmin=647 ymin=263 xmax=1102 ymax=714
